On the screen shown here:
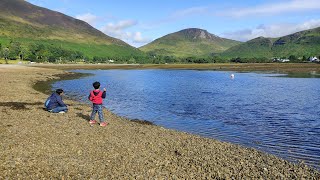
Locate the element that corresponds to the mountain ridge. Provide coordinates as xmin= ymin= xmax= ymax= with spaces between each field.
xmin=220 ymin=27 xmax=320 ymax=59
xmin=139 ymin=28 xmax=242 ymax=57
xmin=0 ymin=0 xmax=129 ymax=46
xmin=0 ymin=0 xmax=148 ymax=62
xmin=1 ymin=0 xmax=319 ymax=62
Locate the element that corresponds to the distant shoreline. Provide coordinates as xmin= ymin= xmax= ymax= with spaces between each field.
xmin=31 ymin=62 xmax=320 ymax=102
xmin=25 ymin=63 xmax=320 ymax=73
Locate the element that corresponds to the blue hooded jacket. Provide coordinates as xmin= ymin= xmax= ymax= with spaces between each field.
xmin=46 ymin=92 xmax=67 ymax=110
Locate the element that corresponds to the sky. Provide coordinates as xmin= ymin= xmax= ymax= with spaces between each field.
xmin=26 ymin=0 xmax=320 ymax=47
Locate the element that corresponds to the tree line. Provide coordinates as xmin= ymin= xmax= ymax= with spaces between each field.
xmin=1 ymin=40 xmax=319 ymax=64
xmin=1 ymin=41 xmax=84 ymax=63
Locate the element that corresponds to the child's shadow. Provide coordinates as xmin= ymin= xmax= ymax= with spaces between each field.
xmin=76 ymin=113 xmax=90 ymax=122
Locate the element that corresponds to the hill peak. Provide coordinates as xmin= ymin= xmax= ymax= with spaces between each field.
xmin=140 ymin=28 xmax=242 ymax=57
xmin=177 ymin=28 xmax=220 ymax=41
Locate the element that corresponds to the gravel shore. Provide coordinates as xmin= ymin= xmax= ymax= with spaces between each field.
xmin=0 ymin=65 xmax=319 ymax=179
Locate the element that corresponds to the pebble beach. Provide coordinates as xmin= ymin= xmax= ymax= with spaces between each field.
xmin=0 ymin=64 xmax=319 ymax=179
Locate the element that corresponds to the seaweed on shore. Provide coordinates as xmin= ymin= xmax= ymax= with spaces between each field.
xmin=33 ymin=72 xmax=91 ymax=94
xmin=130 ymin=119 xmax=154 ymax=125
xmin=0 ymin=102 xmax=43 ymax=110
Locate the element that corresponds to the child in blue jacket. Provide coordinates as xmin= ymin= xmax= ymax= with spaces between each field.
xmin=45 ymin=89 xmax=68 ymax=113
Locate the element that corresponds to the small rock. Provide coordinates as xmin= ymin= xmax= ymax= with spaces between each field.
xmin=263 ymin=167 xmax=268 ymax=173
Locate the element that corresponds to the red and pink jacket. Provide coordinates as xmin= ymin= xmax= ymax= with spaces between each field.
xmin=88 ymin=89 xmax=106 ymax=105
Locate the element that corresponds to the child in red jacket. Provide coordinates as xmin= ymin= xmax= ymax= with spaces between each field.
xmin=88 ymin=81 xmax=107 ymax=127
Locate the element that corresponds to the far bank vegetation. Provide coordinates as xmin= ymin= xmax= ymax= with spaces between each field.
xmin=1 ymin=38 xmax=319 ymax=65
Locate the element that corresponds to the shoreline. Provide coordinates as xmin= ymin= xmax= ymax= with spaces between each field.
xmin=0 ymin=65 xmax=319 ymax=178
xmin=32 ymin=71 xmax=156 ymax=126
xmin=26 ymin=63 xmax=320 ymax=73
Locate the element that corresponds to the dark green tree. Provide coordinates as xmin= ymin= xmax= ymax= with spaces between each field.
xmin=8 ymin=42 xmax=21 ymax=60
xmin=19 ymin=46 xmax=28 ymax=60
xmin=289 ymin=55 xmax=297 ymax=61
xmin=302 ymin=56 xmax=307 ymax=61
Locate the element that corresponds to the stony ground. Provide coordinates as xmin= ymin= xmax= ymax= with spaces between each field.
xmin=0 ymin=65 xmax=319 ymax=179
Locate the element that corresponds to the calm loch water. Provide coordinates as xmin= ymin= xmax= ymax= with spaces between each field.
xmin=53 ymin=69 xmax=320 ymax=169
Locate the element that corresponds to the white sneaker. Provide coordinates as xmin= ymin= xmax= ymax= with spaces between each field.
xmin=59 ymin=111 xmax=65 ymax=114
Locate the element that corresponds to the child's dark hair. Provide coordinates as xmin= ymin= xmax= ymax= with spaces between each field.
xmin=93 ymin=81 xmax=100 ymax=89
xmin=56 ymin=88 xmax=64 ymax=95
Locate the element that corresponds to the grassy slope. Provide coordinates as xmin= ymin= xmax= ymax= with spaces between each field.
xmin=220 ymin=37 xmax=275 ymax=58
xmin=0 ymin=18 xmax=145 ymax=59
xmin=272 ymin=30 xmax=320 ymax=57
xmin=140 ymin=30 xmax=241 ymax=57
xmin=0 ymin=16 xmax=131 ymax=47
xmin=221 ymin=27 xmax=320 ymax=58
xmin=0 ymin=0 xmax=145 ymax=59
xmin=0 ymin=36 xmax=144 ymax=59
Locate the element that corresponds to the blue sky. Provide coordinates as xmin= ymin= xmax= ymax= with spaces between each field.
xmin=26 ymin=0 xmax=320 ymax=47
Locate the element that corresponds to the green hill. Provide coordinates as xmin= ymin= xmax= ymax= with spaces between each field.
xmin=220 ymin=27 xmax=320 ymax=59
xmin=139 ymin=28 xmax=242 ymax=57
xmin=0 ymin=0 xmax=145 ymax=62
xmin=219 ymin=37 xmax=275 ymax=58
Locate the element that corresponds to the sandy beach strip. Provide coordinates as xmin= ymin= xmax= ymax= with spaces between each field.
xmin=0 ymin=65 xmax=319 ymax=179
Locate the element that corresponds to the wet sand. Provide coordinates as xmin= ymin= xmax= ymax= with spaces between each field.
xmin=0 ymin=65 xmax=319 ymax=179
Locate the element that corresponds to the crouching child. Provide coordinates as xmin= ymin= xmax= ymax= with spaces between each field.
xmin=45 ymin=89 xmax=68 ymax=113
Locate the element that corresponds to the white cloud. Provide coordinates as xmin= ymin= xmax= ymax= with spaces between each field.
xmin=132 ymin=32 xmax=151 ymax=43
xmin=222 ymin=19 xmax=320 ymax=41
xmin=219 ymin=0 xmax=320 ymax=18
xmin=104 ymin=20 xmax=137 ymax=32
xmin=100 ymin=20 xmax=137 ymax=40
xmin=75 ymin=13 xmax=99 ymax=26
xmin=100 ymin=20 xmax=151 ymax=47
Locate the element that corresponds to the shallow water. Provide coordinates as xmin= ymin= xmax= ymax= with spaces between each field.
xmin=53 ymin=69 xmax=320 ymax=169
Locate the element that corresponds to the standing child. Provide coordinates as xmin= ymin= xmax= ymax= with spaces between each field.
xmin=88 ymin=81 xmax=107 ymax=127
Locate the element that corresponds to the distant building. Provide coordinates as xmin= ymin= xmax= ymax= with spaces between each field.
xmin=309 ymin=56 xmax=319 ymax=62
xmin=272 ymin=58 xmax=290 ymax=62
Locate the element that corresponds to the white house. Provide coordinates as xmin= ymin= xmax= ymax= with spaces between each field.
xmin=309 ymin=56 xmax=319 ymax=62
xmin=272 ymin=58 xmax=290 ymax=62
xmin=281 ymin=59 xmax=290 ymax=62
